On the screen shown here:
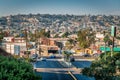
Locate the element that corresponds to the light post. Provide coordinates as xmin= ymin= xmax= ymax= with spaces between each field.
xmin=25 ymin=29 xmax=28 ymax=51
xmin=38 ymin=41 xmax=41 ymax=58
xmin=103 ymin=31 xmax=106 ymax=60
xmin=111 ymin=26 xmax=116 ymax=57
xmin=110 ymin=45 xmax=113 ymax=57
xmin=68 ymin=60 xmax=70 ymax=71
xmin=35 ymin=29 xmax=37 ymax=55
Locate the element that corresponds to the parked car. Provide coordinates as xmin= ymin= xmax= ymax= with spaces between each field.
xmin=70 ymin=57 xmax=75 ymax=62
xmin=83 ymin=53 xmax=91 ymax=57
xmin=40 ymin=57 xmax=46 ymax=61
xmin=30 ymin=54 xmax=38 ymax=59
xmin=80 ymin=52 xmax=85 ymax=56
xmin=49 ymin=54 xmax=56 ymax=58
xmin=93 ymin=53 xmax=100 ymax=57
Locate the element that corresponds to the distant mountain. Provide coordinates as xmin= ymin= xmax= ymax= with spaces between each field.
xmin=0 ymin=14 xmax=120 ymax=31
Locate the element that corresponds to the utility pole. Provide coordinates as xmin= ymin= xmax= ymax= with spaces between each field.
xmin=111 ymin=26 xmax=116 ymax=57
xmin=111 ymin=36 xmax=115 ymax=57
xmin=25 ymin=29 xmax=28 ymax=51
xmin=39 ymin=37 xmax=41 ymax=58
xmin=35 ymin=29 xmax=37 ymax=54
xmin=35 ymin=29 xmax=41 ymax=58
xmin=103 ymin=31 xmax=106 ymax=60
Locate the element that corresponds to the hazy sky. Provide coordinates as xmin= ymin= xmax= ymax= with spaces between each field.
xmin=0 ymin=0 xmax=120 ymax=16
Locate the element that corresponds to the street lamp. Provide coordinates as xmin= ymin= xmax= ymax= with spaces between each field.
xmin=35 ymin=29 xmax=41 ymax=58
xmin=34 ymin=29 xmax=37 ymax=55
xmin=103 ymin=31 xmax=106 ymax=60
xmin=38 ymin=41 xmax=41 ymax=58
xmin=111 ymin=26 xmax=116 ymax=57
xmin=24 ymin=29 xmax=28 ymax=51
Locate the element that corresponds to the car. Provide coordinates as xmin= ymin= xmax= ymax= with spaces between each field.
xmin=79 ymin=52 xmax=85 ymax=56
xmin=49 ymin=55 xmax=56 ymax=58
xmin=30 ymin=54 xmax=38 ymax=59
xmin=70 ymin=57 xmax=75 ymax=62
xmin=40 ymin=57 xmax=46 ymax=61
xmin=83 ymin=54 xmax=91 ymax=57
xmin=93 ymin=53 xmax=100 ymax=57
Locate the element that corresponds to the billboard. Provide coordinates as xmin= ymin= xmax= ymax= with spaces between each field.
xmin=111 ymin=26 xmax=116 ymax=37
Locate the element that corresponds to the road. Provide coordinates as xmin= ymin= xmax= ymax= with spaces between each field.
xmin=34 ymin=60 xmax=74 ymax=80
xmin=71 ymin=61 xmax=95 ymax=80
xmin=72 ymin=61 xmax=92 ymax=68
xmin=33 ymin=59 xmax=95 ymax=80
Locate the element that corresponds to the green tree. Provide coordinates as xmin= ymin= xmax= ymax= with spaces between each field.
xmin=0 ymin=34 xmax=3 ymax=42
xmin=104 ymin=35 xmax=109 ymax=43
xmin=63 ymin=51 xmax=72 ymax=62
xmin=39 ymin=29 xmax=50 ymax=38
xmin=0 ymin=29 xmax=4 ymax=42
xmin=77 ymin=29 xmax=94 ymax=53
xmin=103 ymin=31 xmax=112 ymax=46
xmin=45 ymin=30 xmax=50 ymax=38
xmin=54 ymin=34 xmax=59 ymax=38
xmin=68 ymin=38 xmax=76 ymax=46
xmin=104 ymin=34 xmax=112 ymax=46
xmin=0 ymin=55 xmax=41 ymax=80
xmin=62 ymin=32 xmax=69 ymax=38
xmin=82 ymin=52 xmax=120 ymax=80
xmin=65 ymin=38 xmax=76 ymax=50
xmin=39 ymin=29 xmax=46 ymax=38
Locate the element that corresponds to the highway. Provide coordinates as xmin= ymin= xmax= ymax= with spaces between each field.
xmin=71 ymin=61 xmax=95 ymax=80
xmin=33 ymin=59 xmax=95 ymax=80
xmin=34 ymin=60 xmax=74 ymax=80
xmin=72 ymin=61 xmax=92 ymax=68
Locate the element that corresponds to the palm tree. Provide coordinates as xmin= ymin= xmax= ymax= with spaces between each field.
xmin=63 ymin=51 xmax=72 ymax=62
xmin=62 ymin=32 xmax=69 ymax=38
xmin=65 ymin=38 xmax=77 ymax=50
xmin=68 ymin=38 xmax=76 ymax=46
xmin=0 ymin=29 xmax=4 ymax=43
xmin=77 ymin=29 xmax=95 ymax=53
xmin=39 ymin=29 xmax=46 ymax=38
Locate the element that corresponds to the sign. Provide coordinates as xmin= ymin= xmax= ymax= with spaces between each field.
xmin=100 ymin=46 xmax=120 ymax=51
xmin=100 ymin=47 xmax=110 ymax=51
xmin=114 ymin=47 xmax=120 ymax=51
xmin=111 ymin=26 xmax=116 ymax=37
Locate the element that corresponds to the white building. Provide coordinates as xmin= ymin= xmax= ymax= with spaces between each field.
xmin=3 ymin=37 xmax=14 ymax=42
xmin=3 ymin=37 xmax=26 ymax=43
xmin=5 ymin=42 xmax=26 ymax=55
xmin=96 ymin=33 xmax=104 ymax=39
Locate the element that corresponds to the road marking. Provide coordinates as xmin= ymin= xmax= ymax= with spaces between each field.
xmin=35 ymin=68 xmax=81 ymax=73
xmin=37 ymin=58 xmax=95 ymax=61
xmin=68 ymin=71 xmax=77 ymax=80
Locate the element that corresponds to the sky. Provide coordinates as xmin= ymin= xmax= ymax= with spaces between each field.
xmin=0 ymin=0 xmax=120 ymax=16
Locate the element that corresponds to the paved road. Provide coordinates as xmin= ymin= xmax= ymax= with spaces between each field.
xmin=71 ymin=61 xmax=95 ymax=80
xmin=72 ymin=61 xmax=92 ymax=68
xmin=34 ymin=60 xmax=74 ymax=80
xmin=33 ymin=59 xmax=95 ymax=80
